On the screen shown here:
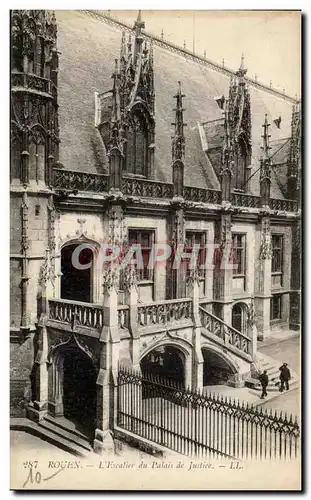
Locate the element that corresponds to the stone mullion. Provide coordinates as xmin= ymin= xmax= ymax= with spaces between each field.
xmin=254 ymin=215 xmax=272 ymax=340
xmin=214 ymin=211 xmax=233 ymax=324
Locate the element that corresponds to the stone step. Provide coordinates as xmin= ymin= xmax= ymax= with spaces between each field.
xmin=39 ymin=418 xmax=93 ymax=453
xmin=11 ymin=419 xmax=90 ymax=457
xmin=44 ymin=415 xmax=93 ymax=444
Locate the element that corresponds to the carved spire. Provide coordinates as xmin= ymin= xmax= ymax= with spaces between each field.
xmin=236 ymin=53 xmax=247 ymax=78
xmin=220 ymin=100 xmax=233 ymax=201
xmin=133 ymin=10 xmax=145 ymax=65
xmin=108 ymin=59 xmax=123 ymax=154
xmin=260 ymin=115 xmax=272 ymax=206
xmin=172 ymin=81 xmax=186 ymax=162
xmin=260 ymin=114 xmax=272 ymax=181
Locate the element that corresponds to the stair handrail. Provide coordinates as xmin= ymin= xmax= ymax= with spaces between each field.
xmin=199 ymin=306 xmax=251 ymax=342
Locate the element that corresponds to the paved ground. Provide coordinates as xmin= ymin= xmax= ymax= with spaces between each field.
xmin=257 ymin=336 xmax=300 ymax=416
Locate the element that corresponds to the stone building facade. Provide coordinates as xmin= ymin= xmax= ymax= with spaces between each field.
xmin=10 ymin=10 xmax=301 ymax=452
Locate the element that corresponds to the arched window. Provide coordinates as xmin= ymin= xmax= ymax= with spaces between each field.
xmin=233 ymin=135 xmax=249 ymax=191
xmin=232 ymin=303 xmax=246 ymax=334
xmin=28 ymin=130 xmax=46 ymax=182
xmin=126 ymin=114 xmax=148 ymax=176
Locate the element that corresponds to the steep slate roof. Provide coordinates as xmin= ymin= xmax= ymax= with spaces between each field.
xmin=56 ymin=10 xmax=294 ymax=196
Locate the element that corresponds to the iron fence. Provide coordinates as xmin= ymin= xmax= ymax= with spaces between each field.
xmin=117 ymin=367 xmax=300 ymax=461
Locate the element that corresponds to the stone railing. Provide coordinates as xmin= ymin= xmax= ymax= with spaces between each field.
xmin=269 ymin=198 xmax=298 ymax=212
xmin=137 ymin=298 xmax=193 ymax=327
xmin=199 ymin=306 xmax=251 ymax=357
xmin=183 ymin=186 xmax=222 ymax=204
xmin=11 ymin=72 xmax=56 ymax=96
xmin=118 ymin=305 xmax=129 ymax=330
xmin=231 ymin=192 xmax=261 ymax=208
xmin=52 ymin=168 xmax=109 ymax=193
xmin=122 ymin=176 xmax=173 ymax=198
xmin=48 ymin=299 xmax=103 ymax=330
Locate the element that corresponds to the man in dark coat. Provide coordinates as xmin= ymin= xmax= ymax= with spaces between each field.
xmin=279 ymin=363 xmax=291 ymax=392
xmin=259 ymin=370 xmax=269 ymax=399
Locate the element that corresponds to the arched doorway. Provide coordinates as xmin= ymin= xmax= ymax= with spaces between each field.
xmin=232 ymin=303 xmax=243 ymax=333
xmin=140 ymin=345 xmax=185 ymax=386
xmin=202 ymin=348 xmax=236 ymax=386
xmin=62 ymin=348 xmax=97 ymax=437
xmin=140 ymin=345 xmax=185 ymax=402
xmin=61 ymin=243 xmax=94 ymax=303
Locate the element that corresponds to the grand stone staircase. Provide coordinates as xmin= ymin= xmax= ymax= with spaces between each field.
xmin=245 ymin=351 xmax=300 ymax=392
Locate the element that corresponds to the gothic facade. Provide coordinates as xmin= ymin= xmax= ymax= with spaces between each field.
xmin=10 ymin=10 xmax=301 ymax=453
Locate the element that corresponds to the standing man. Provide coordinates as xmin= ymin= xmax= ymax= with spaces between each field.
xmin=259 ymin=370 xmax=269 ymax=399
xmin=279 ymin=363 xmax=291 ymax=392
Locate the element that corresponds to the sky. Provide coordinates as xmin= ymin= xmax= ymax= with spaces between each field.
xmin=106 ymin=10 xmax=301 ymax=98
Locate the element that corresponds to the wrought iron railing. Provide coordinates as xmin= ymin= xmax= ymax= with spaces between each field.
xmin=117 ymin=367 xmax=300 ymax=460
xmin=52 ymin=168 xmax=109 ymax=193
xmin=199 ymin=306 xmax=251 ymax=356
xmin=231 ymin=192 xmax=261 ymax=208
xmin=48 ymin=299 xmax=103 ymax=330
xmin=122 ymin=176 xmax=173 ymax=198
xmin=183 ymin=186 xmax=222 ymax=204
xmin=137 ymin=298 xmax=192 ymax=327
xmin=118 ymin=305 xmax=130 ymax=330
xmin=269 ymin=198 xmax=298 ymax=212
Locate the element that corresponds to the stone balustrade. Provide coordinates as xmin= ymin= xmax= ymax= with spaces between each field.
xmin=137 ymin=298 xmax=193 ymax=327
xmin=231 ymin=192 xmax=261 ymax=208
xmin=199 ymin=306 xmax=251 ymax=356
xmin=122 ymin=176 xmax=173 ymax=198
xmin=118 ymin=305 xmax=129 ymax=330
xmin=48 ymin=299 xmax=103 ymax=330
xmin=52 ymin=168 xmax=109 ymax=193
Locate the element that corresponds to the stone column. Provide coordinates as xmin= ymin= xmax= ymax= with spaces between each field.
xmin=214 ymin=209 xmax=233 ymax=324
xmin=27 ymin=286 xmax=49 ymax=422
xmin=94 ymin=269 xmax=120 ymax=455
xmin=289 ymin=215 xmax=301 ymax=330
xmin=168 ymin=203 xmax=186 ymax=299
xmin=188 ymin=271 xmax=204 ymax=390
xmin=254 ymin=214 xmax=272 ymax=340
xmin=123 ymin=266 xmax=140 ymax=369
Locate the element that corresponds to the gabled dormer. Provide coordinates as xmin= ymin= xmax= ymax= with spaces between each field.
xmin=97 ymin=11 xmax=155 ymax=179
xmin=227 ymin=55 xmax=252 ymax=192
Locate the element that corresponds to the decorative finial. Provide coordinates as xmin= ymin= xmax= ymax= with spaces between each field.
xmin=222 ymin=58 xmax=225 ymax=68
xmin=255 ymin=74 xmax=257 ymax=82
xmin=204 ymin=50 xmax=206 ymax=59
xmin=161 ymin=29 xmax=164 ymax=40
xmin=261 ymin=114 xmax=271 ymax=160
xmin=236 ymin=53 xmax=247 ymax=77
xmin=172 ymin=81 xmax=186 ymax=162
xmin=270 ymin=80 xmax=272 ymax=88
xmin=240 ymin=53 xmax=244 ymax=70
xmin=183 ymin=40 xmax=186 ymax=50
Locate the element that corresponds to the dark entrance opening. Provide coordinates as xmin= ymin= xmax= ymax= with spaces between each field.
xmin=202 ymin=349 xmax=235 ymax=386
xmin=141 ymin=346 xmax=185 ymax=385
xmin=140 ymin=346 xmax=185 ymax=402
xmin=61 ymin=244 xmax=93 ymax=303
xmin=63 ymin=349 xmax=97 ymax=437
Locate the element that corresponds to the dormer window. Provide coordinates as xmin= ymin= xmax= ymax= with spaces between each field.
xmin=215 ymin=95 xmax=225 ymax=110
xmin=125 ymin=113 xmax=148 ymax=176
xmin=273 ymin=116 xmax=282 ymax=129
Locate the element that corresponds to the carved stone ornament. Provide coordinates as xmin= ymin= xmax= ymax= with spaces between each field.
xmin=247 ymin=299 xmax=256 ymax=327
xmin=186 ymin=267 xmax=200 ymax=286
xmin=103 ymin=266 xmax=119 ymax=292
xmin=39 ymin=248 xmax=56 ymax=287
xmin=259 ymin=218 xmax=272 ymax=260
xmin=123 ymin=265 xmax=138 ymax=293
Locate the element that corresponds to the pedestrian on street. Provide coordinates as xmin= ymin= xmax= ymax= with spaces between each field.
xmin=259 ymin=370 xmax=269 ymax=399
xmin=279 ymin=362 xmax=291 ymax=392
